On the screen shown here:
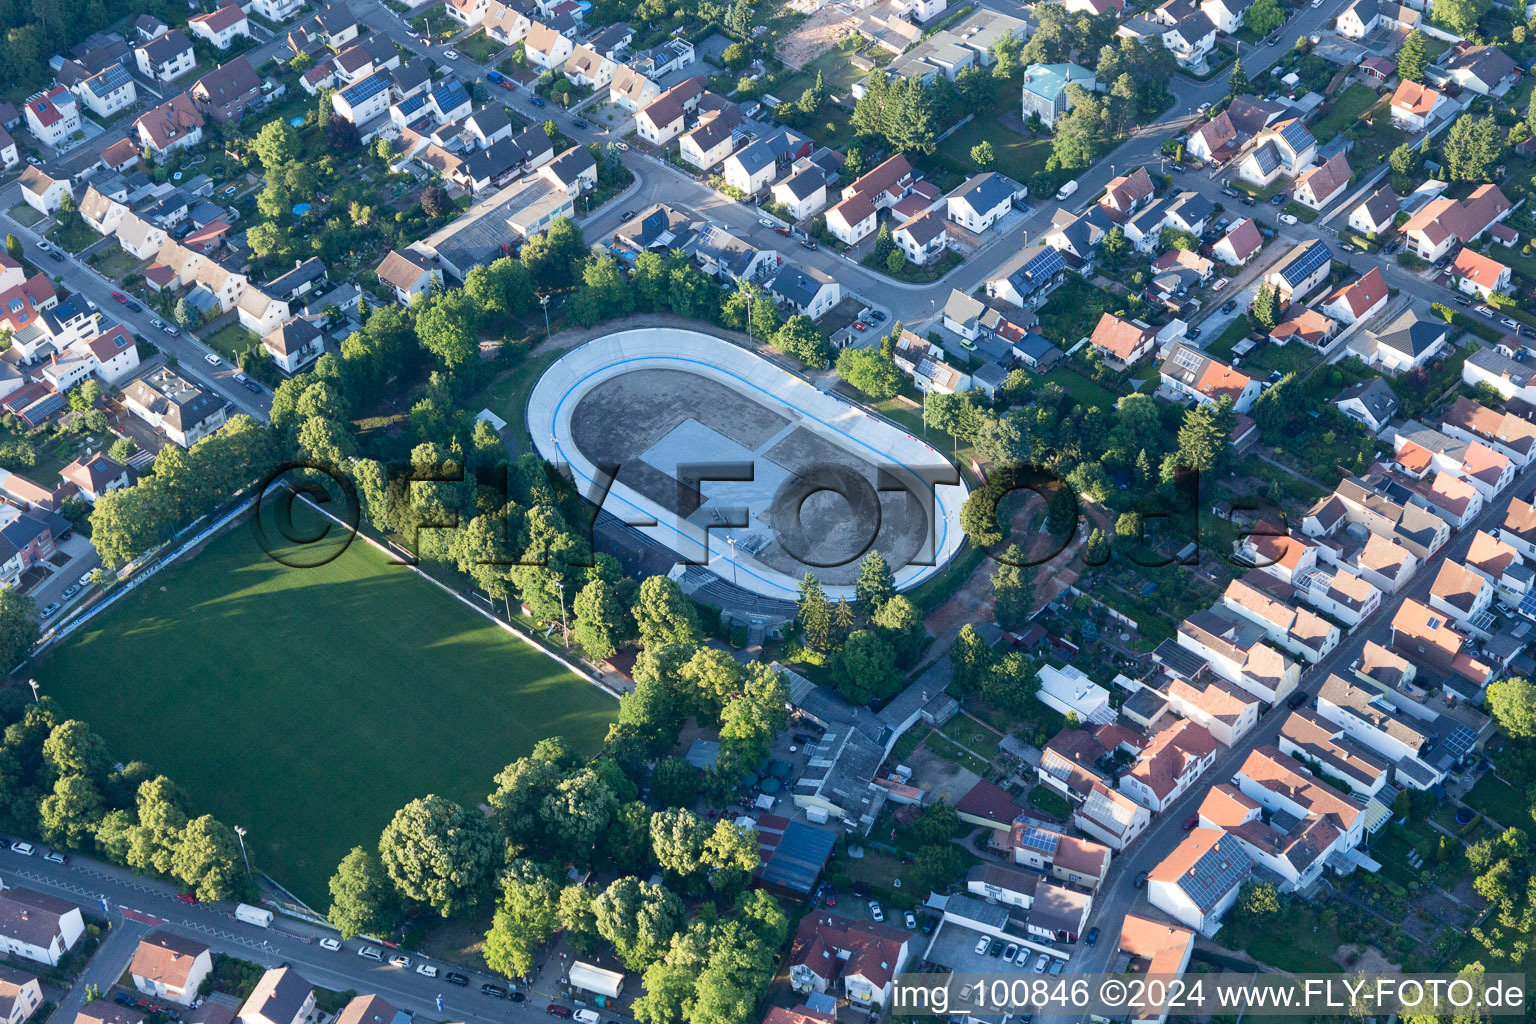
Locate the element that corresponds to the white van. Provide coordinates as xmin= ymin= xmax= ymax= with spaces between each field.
xmin=1055 ymin=179 xmax=1079 ymax=201
xmin=573 ymin=1012 xmax=600 ymax=1024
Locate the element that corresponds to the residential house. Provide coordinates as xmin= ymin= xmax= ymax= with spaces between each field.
xmin=374 ymin=248 xmax=440 ymax=304
xmin=1222 ymin=573 xmax=1341 ymax=664
xmin=24 ymin=88 xmax=80 ymax=148
xmin=1402 ymin=184 xmax=1511 ymax=262
xmin=677 ymin=100 xmax=741 ymax=171
xmin=768 ymin=265 xmax=840 ymax=318
xmin=1116 ymin=917 xmax=1196 ymax=1024
xmin=723 ymin=129 xmax=808 ymax=195
xmin=262 ymin=317 xmax=325 ymax=375
xmin=1046 ymin=204 xmax=1113 ymax=266
xmin=1428 ymin=559 xmax=1494 ymax=633
xmin=135 ymin=92 xmax=205 ymax=156
xmin=788 ymin=913 xmax=908 ymax=1009
xmin=75 ymin=63 xmax=137 ymax=119
xmin=524 ymin=23 xmax=576 ymax=70
xmin=772 ymin=164 xmax=828 ymax=221
xmin=135 ymin=30 xmax=195 ymax=82
xmin=892 ymin=330 xmax=969 ymax=393
xmin=189 ymin=5 xmax=252 ymax=50
xmin=1263 ymin=239 xmax=1331 ymax=303
xmin=1463 ymin=528 xmax=1533 ymax=606
xmin=1147 ymin=828 xmax=1252 ymax=935
xmin=563 ymin=45 xmax=616 ymax=89
xmin=446 ymin=0 xmax=493 ymax=28
xmin=1200 ymin=0 xmax=1248 ymax=33
xmin=1100 ymin=167 xmax=1155 ymax=219
xmin=1177 ymin=608 xmax=1301 ymax=704
xmin=1389 ymin=600 xmax=1494 ymax=697
xmin=1019 ymin=63 xmax=1096 ymax=128
xmin=1501 ymin=497 xmax=1536 ymax=562
xmin=116 ymin=213 xmax=167 ymax=260
xmin=1158 ymin=661 xmax=1261 ymax=747
xmin=130 ymin=934 xmax=212 ymax=1007
xmin=191 ymin=57 xmax=263 ymax=122
xmin=1036 ymin=663 xmax=1114 ymax=724
xmin=1390 ymin=80 xmax=1444 ymax=132
xmin=1363 ymin=308 xmax=1450 ymax=373
xmin=1349 ymin=186 xmax=1400 ymax=238
xmin=76 ymin=1002 xmax=143 ymax=1024
xmin=1443 ymin=43 xmax=1518 ymax=96
xmin=0 ymin=128 xmax=17 ymax=170
xmin=956 ymin=779 xmax=1022 ymax=833
xmin=946 ymin=172 xmax=1015 ymax=233
xmin=18 ymin=168 xmax=70 ymax=215
xmin=1332 ymin=376 xmax=1397 ymax=432
xmin=123 ymin=367 xmax=228 ymax=448
xmin=251 ymin=0 xmax=305 ymax=20
xmin=1120 ymin=1 xmax=1218 ymax=69
xmin=1211 ymin=217 xmax=1262 ymax=266
xmin=1292 ymin=152 xmax=1352 ymax=211
xmin=82 ymin=324 xmax=141 ymax=385
xmin=1224 ymin=747 xmax=1365 ymax=888
xmin=1187 ymin=110 xmax=1239 ymax=164
xmin=1160 ymin=342 xmax=1260 ymax=413
xmin=985 ymin=245 xmax=1067 ymax=308
xmin=1237 ymin=118 xmax=1316 ymax=187
xmin=1004 ymin=819 xmax=1113 ymax=889
xmin=1072 ymin=781 xmax=1151 ymax=851
xmin=892 ymin=209 xmax=948 ymax=266
xmin=236 ymin=969 xmax=315 ymax=1024
xmin=1089 ymin=313 xmax=1157 ymax=366
xmin=0 ymin=966 xmax=43 ymax=1024
xmin=1450 ymin=248 xmax=1511 ymax=300
xmin=1315 ymin=674 xmax=1446 ymax=785
xmin=537 ymin=145 xmax=597 ymax=194
xmin=1279 ymin=709 xmax=1390 ymax=798
xmin=1443 ymin=396 xmax=1536 ymax=468
xmin=0 ymin=887 xmax=84 ymax=966
xmin=1395 ymin=420 xmax=1515 ymax=499
xmin=608 ymin=67 xmax=660 ymax=113
xmin=483 ymin=2 xmax=532 ymax=45
xmin=825 ymin=154 xmax=914 ymax=245
xmin=1270 ymin=306 xmax=1338 ymax=348
xmin=59 ymin=452 xmax=129 ymax=503
xmin=1119 ymin=718 xmax=1219 ymax=812
xmin=1336 ymin=0 xmax=1380 ymax=37
xmin=634 ymin=77 xmax=704 ymax=145
xmin=1319 ymin=267 xmax=1388 ymax=326
xmin=1162 ymin=190 xmax=1213 ymax=235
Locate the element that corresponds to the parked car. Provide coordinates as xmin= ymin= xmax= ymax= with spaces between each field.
xmin=530 ymin=97 xmax=545 ymax=107
xmin=114 ymin=995 xmax=136 ymax=1009
xmin=1476 ymin=305 xmax=1495 ymax=319
xmin=1085 ymin=926 xmax=1100 ymax=946
xmin=572 ymin=119 xmax=588 ymax=129
xmin=9 ymin=841 xmax=34 ymax=856
xmin=904 ymin=910 xmax=916 ymax=930
xmin=1033 ymin=955 xmax=1049 ymax=973
xmin=204 ymin=353 xmax=220 ymax=366
xmin=1220 ymin=299 xmax=1238 ymax=314
xmin=389 ymin=955 xmax=411 ymax=968
xmin=480 ymin=984 xmax=507 ymax=998
xmin=1340 ymin=242 xmax=1357 ymax=253
xmin=509 ymin=993 xmax=526 ymax=1004
xmin=40 ymin=603 xmax=59 ymax=618
xmin=1502 ymin=318 xmax=1521 ymax=331
xmin=1134 ymin=870 xmax=1149 ymax=888
xmin=868 ymin=310 xmax=886 ymax=321
xmin=1002 ymin=943 xmax=1019 ymax=962
xmin=801 ymin=239 xmax=817 ymax=250
xmin=1270 ymin=193 xmax=1286 ymax=206
xmin=1239 ymin=195 xmax=1256 ymax=206
xmin=620 ymin=210 xmax=636 ymax=221
xmin=176 ymin=892 xmax=199 ymax=904
xmin=445 ymin=973 xmax=469 ymax=986
xmin=126 ymin=300 xmax=142 ymax=312
xmin=1288 ymin=689 xmax=1309 ymax=709
xmin=545 ymin=1008 xmax=572 ymax=1019
xmin=1183 ymin=815 xmax=1198 ymax=830
xmin=773 ymin=225 xmax=791 ymax=237
xmin=79 ymin=570 xmax=97 ymax=587
xmin=319 ymin=938 xmax=342 ymax=951
xmin=62 ymin=584 xmax=79 ymax=599
xmin=443 ymin=49 xmax=460 ymax=60
xmin=416 ymin=964 xmax=438 ymax=978
xmin=241 ymin=378 xmax=262 ymax=394
xmin=973 ymin=936 xmax=989 ymax=955
xmin=1197 ymin=102 xmax=1211 ymax=114
xmin=44 ymin=850 xmax=65 ymax=865
xmin=111 ymin=291 xmax=127 ymax=303
xmin=1049 ymin=960 xmax=1064 ymax=975
xmin=358 ymin=947 xmax=383 ymax=961
xmin=868 ymin=900 xmax=883 ymax=922
xmin=1454 ymin=295 xmax=1471 ymax=307
xmin=150 ymin=317 xmax=164 ymax=328
xmin=35 ymin=240 xmax=49 ymax=251
xmin=1186 ymin=326 xmax=1201 ymax=340
xmin=852 ymin=320 xmax=868 ymax=331
xmin=1278 ymin=213 xmax=1298 ymax=225
xmin=497 ymin=79 xmax=515 ymax=90
xmin=163 ymin=325 xmax=179 ymax=336
xmin=48 ymin=250 xmax=63 ymax=262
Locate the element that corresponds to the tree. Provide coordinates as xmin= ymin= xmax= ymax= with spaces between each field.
xmin=1251 ymin=283 xmax=1282 ymax=331
xmin=1398 ymin=30 xmax=1429 ymax=83
xmin=172 ymin=297 xmax=202 ymax=330
xmin=541 ymin=767 xmax=618 ymax=862
xmin=43 ymin=720 xmax=110 ymax=780
xmin=420 ymin=183 xmax=450 ymax=219
xmin=325 ymin=116 xmax=361 ymax=153
xmin=594 ymin=876 xmax=684 ymax=970
xmin=570 ymin=253 xmax=634 ymax=327
xmin=1246 ymin=0 xmax=1284 ymax=37
xmin=172 ymin=815 xmax=244 ymax=902
xmin=774 ymin=315 xmax=831 ymax=369
xmin=1431 ymin=0 xmax=1489 ymax=35
xmin=1046 ymin=481 xmax=1077 ymax=537
xmin=855 ymin=551 xmax=895 ymax=613
xmin=970 ymin=140 xmax=996 ymax=168
xmin=834 ymin=629 xmax=896 ymax=705
xmin=960 ymin=486 xmax=1002 ymax=548
xmin=1174 ymin=399 xmax=1235 ymax=472
xmin=1048 ymin=85 xmax=1106 ymax=172
xmin=39 ymin=773 xmax=105 ymax=848
xmin=992 ymin=544 xmax=1033 ymax=629
xmin=796 ymin=573 xmax=832 ymax=654
xmin=572 ymin=578 xmax=628 ymax=660
xmin=885 ymin=250 xmax=907 ymax=275
xmin=0 ymin=589 xmax=38 ymax=669
xmin=378 ymin=795 xmax=497 ymax=917
xmin=650 ymin=757 xmax=700 ymax=808
xmin=634 ymin=576 xmax=702 ymax=648
xmin=835 ymin=346 xmax=902 ymax=399
xmin=254 ymin=119 xmax=299 ymax=174
xmin=1235 ymin=880 xmax=1282 ymax=921
xmin=1442 ymin=114 xmax=1503 ymax=182
xmin=1228 ymin=57 xmax=1248 ymax=97
xmin=1487 ymin=678 xmax=1536 ymax=739
xmin=484 ymin=860 xmax=560 ymax=978
xmin=1390 ymin=141 xmax=1419 ymax=178
xmin=650 ymin=807 xmax=711 ymax=879
xmin=328 ymin=847 xmax=398 ymax=939
xmin=4 ymin=235 xmax=19 ymax=261
xmin=703 ymin=819 xmax=759 ymax=894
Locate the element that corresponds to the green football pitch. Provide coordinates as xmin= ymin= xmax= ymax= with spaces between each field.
xmin=37 ymin=510 xmax=616 ymax=908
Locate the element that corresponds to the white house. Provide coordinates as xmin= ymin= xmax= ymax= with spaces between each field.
xmin=789 ymin=914 xmax=908 ymax=1010
xmin=1450 ymin=248 xmax=1511 ymax=300
xmin=1119 ymin=718 xmax=1218 ymax=812
xmin=1211 ymin=217 xmax=1262 ymax=266
xmin=1036 ymin=663 xmax=1114 ymax=724
xmin=136 ymin=30 xmax=196 ymax=83
xmin=18 ymin=167 xmax=70 ymax=215
xmin=1390 ymin=80 xmax=1444 ymax=132
xmin=1365 ymin=309 xmax=1450 ymax=374
xmin=1319 ymin=267 xmax=1388 ymax=326
xmin=892 ymin=209 xmax=948 ymax=266
xmin=767 ymin=265 xmax=840 ymax=319
xmin=1335 ymin=0 xmax=1380 ymax=38
xmin=1236 ymin=118 xmax=1316 ymax=187
xmin=76 ymin=63 xmax=137 ymax=119
xmin=262 ymin=317 xmax=325 ymax=375
xmin=375 ymin=248 xmax=440 ymax=304
xmin=1147 ymin=828 xmax=1252 ymax=936
xmin=1072 ymin=781 xmax=1151 ymax=851
xmin=946 ymin=172 xmax=1015 ymax=233
xmin=1159 ymin=343 xmax=1260 ymax=414
xmin=1279 ymin=709 xmax=1390 ymax=799
xmin=1427 ymin=559 xmax=1494 ymax=632
xmin=0 ymin=965 xmax=43 ymax=1024
xmin=237 ymin=969 xmax=316 ymax=1024
xmin=1349 ymin=185 xmax=1399 ymax=238
xmin=771 ymin=164 xmax=827 ymax=221
xmin=1292 ymin=152 xmax=1351 ymax=211
xmin=130 ymin=934 xmax=212 ymax=1007
xmin=189 ymin=5 xmax=253 ymax=49
xmin=23 ymin=87 xmax=80 ymax=148
xmin=0 ymin=887 xmax=84 ymax=966
xmin=525 ymin=22 xmax=576 ymax=70
xmin=1161 ymin=671 xmax=1260 ymax=747
xmin=58 ymin=452 xmax=130 ymax=503
xmin=1233 ymin=744 xmax=1366 ymax=857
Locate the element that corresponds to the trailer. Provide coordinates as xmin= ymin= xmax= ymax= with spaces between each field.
xmin=568 ymin=962 xmax=623 ymax=999
xmin=235 ymin=903 xmax=273 ymax=927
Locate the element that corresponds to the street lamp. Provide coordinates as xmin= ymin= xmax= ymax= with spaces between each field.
xmin=555 ymin=579 xmax=569 ymax=648
xmin=538 ymin=293 xmax=551 ymax=340
xmin=726 ymin=535 xmax=738 ymax=588
xmin=233 ymin=826 xmax=252 ymax=879
xmin=740 ymin=278 xmax=753 ymax=345
xmin=27 ymin=679 xmax=38 ymax=702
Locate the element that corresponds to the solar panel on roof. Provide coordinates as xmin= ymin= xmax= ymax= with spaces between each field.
xmin=342 ymin=73 xmax=388 ymax=103
xmin=1172 ymin=346 xmax=1204 ymax=372
xmin=1022 ymin=246 xmax=1065 ymax=278
xmin=1279 ymin=120 xmax=1313 ymax=151
xmin=1182 ymin=842 xmax=1250 ymax=910
xmin=1442 ymin=724 xmax=1477 ymax=761
xmin=1518 ymin=591 xmax=1536 ymax=621
xmin=1018 ymin=825 xmax=1059 ymax=854
xmin=93 ymin=63 xmax=132 ymax=92
xmin=1282 ymin=241 xmax=1330 ymax=284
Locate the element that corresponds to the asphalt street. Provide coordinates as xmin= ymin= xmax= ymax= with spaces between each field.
xmin=0 ymin=847 xmax=584 ymax=1024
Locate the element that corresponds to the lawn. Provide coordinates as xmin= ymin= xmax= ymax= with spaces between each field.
xmin=1206 ymin=316 xmax=1255 ymax=359
xmin=1310 ymin=83 xmax=1377 ymax=144
xmin=8 ymin=203 xmax=44 ymax=228
xmin=456 ymin=30 xmax=504 ymax=64
xmin=1047 ymin=366 xmax=1123 ymax=412
xmin=473 ymin=344 xmax=564 ymax=452
xmin=1464 ymin=773 xmax=1526 ymax=828
xmin=923 ymin=732 xmax=992 ymax=775
xmin=1036 ymin=277 xmax=1125 ymax=348
xmin=779 ymin=49 xmax=865 ymax=101
xmin=91 ymin=247 xmax=143 ymax=282
xmin=48 ymin=215 xmax=99 ymax=254
xmin=203 ymin=322 xmax=261 ymax=362
xmin=35 ymin=503 xmax=616 ymax=908
xmin=1219 ymin=900 xmax=1343 ymax=973
xmin=940 ymin=714 xmax=1002 ymax=754
xmin=941 ymin=115 xmax=1051 ymax=184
